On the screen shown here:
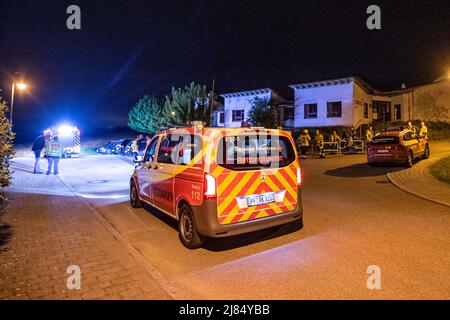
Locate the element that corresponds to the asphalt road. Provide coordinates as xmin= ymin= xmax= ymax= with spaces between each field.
xmin=51 ymin=145 xmax=450 ymax=299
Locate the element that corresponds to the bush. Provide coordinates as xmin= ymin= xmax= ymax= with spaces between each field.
xmin=0 ymin=98 xmax=15 ymax=216
xmin=430 ymin=156 xmax=450 ymax=184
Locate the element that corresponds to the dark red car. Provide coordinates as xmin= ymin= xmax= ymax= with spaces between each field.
xmin=367 ymin=128 xmax=430 ymax=167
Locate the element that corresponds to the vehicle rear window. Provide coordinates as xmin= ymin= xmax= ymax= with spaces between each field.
xmin=371 ymin=136 xmax=399 ymax=144
xmin=216 ymin=135 xmax=296 ymax=171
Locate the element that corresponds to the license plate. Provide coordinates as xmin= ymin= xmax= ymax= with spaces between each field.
xmin=377 ymin=149 xmax=389 ymax=153
xmin=246 ymin=193 xmax=276 ymax=207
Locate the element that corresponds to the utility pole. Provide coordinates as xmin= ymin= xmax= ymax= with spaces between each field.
xmin=209 ymin=78 xmax=215 ymax=126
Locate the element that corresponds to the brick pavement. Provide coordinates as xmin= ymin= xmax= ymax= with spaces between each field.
xmin=387 ymin=142 xmax=450 ymax=208
xmin=0 ymin=161 xmax=172 ymax=300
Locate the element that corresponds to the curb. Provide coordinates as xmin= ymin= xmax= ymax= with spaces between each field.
xmin=387 ymin=171 xmax=450 ymax=209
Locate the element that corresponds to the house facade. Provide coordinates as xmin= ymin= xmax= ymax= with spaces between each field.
xmin=220 ymin=88 xmax=284 ymax=127
xmin=289 ymin=75 xmax=450 ymax=128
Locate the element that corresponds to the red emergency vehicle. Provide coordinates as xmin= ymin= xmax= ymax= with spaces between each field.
xmin=130 ymin=124 xmax=303 ymax=248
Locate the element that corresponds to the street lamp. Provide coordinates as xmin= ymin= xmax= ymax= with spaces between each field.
xmin=10 ymin=81 xmax=27 ymax=125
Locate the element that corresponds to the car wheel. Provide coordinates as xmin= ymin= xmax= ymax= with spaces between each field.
xmin=178 ymin=203 xmax=205 ymax=249
xmin=422 ymin=145 xmax=430 ymax=159
xmin=130 ymin=180 xmax=142 ymax=208
xmin=406 ymin=150 xmax=414 ymax=167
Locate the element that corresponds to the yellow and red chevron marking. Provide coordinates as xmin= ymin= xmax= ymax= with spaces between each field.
xmin=214 ymin=163 xmax=299 ymax=225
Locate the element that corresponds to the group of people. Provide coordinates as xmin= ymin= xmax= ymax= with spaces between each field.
xmin=406 ymin=121 xmax=428 ymax=140
xmin=297 ymin=129 xmax=326 ymax=159
xmin=31 ymin=132 xmax=63 ymax=175
xmin=297 ymin=121 xmax=429 ymax=159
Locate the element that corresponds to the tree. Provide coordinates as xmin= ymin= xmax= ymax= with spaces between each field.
xmin=128 ymin=96 xmax=167 ymax=134
xmin=0 ymin=97 xmax=15 ymax=214
xmin=246 ymin=97 xmax=277 ymax=128
xmin=163 ymin=82 xmax=214 ymax=126
xmin=414 ymin=91 xmax=449 ymax=122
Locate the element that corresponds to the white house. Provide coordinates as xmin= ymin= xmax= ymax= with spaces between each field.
xmin=289 ymin=74 xmax=450 ymax=128
xmin=220 ymin=88 xmax=284 ymax=127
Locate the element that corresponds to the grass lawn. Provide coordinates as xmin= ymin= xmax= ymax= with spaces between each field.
xmin=430 ymin=156 xmax=450 ymax=184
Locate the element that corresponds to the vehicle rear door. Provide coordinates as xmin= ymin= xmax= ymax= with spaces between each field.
xmin=213 ymin=133 xmax=299 ymax=225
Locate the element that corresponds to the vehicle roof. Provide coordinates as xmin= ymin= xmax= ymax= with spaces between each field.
xmin=375 ymin=128 xmax=413 ymax=137
xmin=158 ymin=126 xmax=291 ymax=137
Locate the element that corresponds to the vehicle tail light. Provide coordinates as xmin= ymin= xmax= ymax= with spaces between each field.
xmin=297 ymin=167 xmax=302 ymax=186
xmin=204 ymin=173 xmax=217 ymax=199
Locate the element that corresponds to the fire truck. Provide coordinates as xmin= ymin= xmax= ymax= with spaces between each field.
xmin=44 ymin=125 xmax=81 ymax=158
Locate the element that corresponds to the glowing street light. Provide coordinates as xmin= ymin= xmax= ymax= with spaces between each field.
xmin=10 ymin=81 xmax=27 ymax=125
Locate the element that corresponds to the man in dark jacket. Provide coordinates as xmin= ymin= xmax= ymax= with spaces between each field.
xmin=31 ymin=134 xmax=47 ymax=174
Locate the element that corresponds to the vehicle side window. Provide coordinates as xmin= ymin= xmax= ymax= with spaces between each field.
xmin=157 ymin=135 xmax=181 ymax=164
xmin=144 ymin=137 xmax=158 ymax=163
xmin=403 ymin=132 xmax=412 ymax=141
xmin=175 ymin=134 xmax=203 ymax=165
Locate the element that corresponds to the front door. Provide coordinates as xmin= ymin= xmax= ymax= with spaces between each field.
xmin=137 ymin=136 xmax=159 ymax=203
xmin=151 ymin=134 xmax=180 ymax=215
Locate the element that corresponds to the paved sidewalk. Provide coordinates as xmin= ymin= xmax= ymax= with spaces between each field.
xmin=387 ymin=141 xmax=450 ymax=207
xmin=0 ymin=160 xmax=172 ymax=300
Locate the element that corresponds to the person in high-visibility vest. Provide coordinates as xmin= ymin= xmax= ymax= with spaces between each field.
xmin=407 ymin=121 xmax=417 ymax=134
xmin=298 ymin=129 xmax=311 ymax=159
xmin=330 ymin=131 xmax=341 ymax=149
xmin=314 ymin=130 xmax=325 ymax=159
xmin=45 ymin=136 xmax=63 ymax=175
xmin=419 ymin=122 xmax=428 ymax=140
xmin=365 ymin=126 xmax=374 ymax=143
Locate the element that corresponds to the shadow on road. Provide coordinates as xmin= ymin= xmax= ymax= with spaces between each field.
xmin=203 ymin=222 xmax=302 ymax=252
xmin=324 ymin=163 xmax=404 ymax=178
xmin=0 ymin=223 xmax=12 ymax=252
xmin=142 ymin=203 xmax=303 ymax=252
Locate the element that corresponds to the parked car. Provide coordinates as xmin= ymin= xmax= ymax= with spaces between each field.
xmin=367 ymin=127 xmax=430 ymax=167
xmin=96 ymin=141 xmax=116 ymax=154
xmin=130 ymin=124 xmax=303 ymax=249
xmin=114 ymin=139 xmax=131 ymax=154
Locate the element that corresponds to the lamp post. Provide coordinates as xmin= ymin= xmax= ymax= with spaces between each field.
xmin=10 ymin=81 xmax=27 ymax=126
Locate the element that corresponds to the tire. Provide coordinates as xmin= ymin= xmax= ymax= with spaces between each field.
xmin=422 ymin=145 xmax=430 ymax=159
xmin=130 ymin=180 xmax=142 ymax=208
xmin=406 ymin=150 xmax=414 ymax=168
xmin=178 ymin=203 xmax=205 ymax=249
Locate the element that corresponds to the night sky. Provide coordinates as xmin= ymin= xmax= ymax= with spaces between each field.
xmin=0 ymin=0 xmax=448 ymax=141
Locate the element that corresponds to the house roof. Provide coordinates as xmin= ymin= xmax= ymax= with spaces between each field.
xmin=220 ymin=88 xmax=273 ymax=98
xmin=289 ymin=76 xmax=375 ymax=93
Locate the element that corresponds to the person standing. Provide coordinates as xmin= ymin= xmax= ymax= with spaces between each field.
xmin=330 ymin=131 xmax=341 ymax=149
xmin=314 ymin=130 xmax=325 ymax=159
xmin=31 ymin=133 xmax=47 ymax=174
xmin=131 ymin=137 xmax=139 ymax=160
xmin=407 ymin=121 xmax=417 ymax=134
xmin=419 ymin=122 xmax=428 ymax=140
xmin=365 ymin=126 xmax=374 ymax=151
xmin=298 ymin=129 xmax=311 ymax=159
xmin=365 ymin=126 xmax=374 ymax=143
xmin=45 ymin=136 xmax=63 ymax=175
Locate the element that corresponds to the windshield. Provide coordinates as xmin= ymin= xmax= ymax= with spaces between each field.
xmin=216 ymin=134 xmax=296 ymax=171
